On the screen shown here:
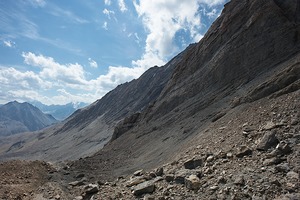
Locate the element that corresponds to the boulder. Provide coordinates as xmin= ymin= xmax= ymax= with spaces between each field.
xmin=183 ymin=158 xmax=203 ymax=169
xmin=256 ymin=131 xmax=279 ymax=151
xmin=133 ymin=180 xmax=155 ymax=196
xmin=185 ymin=175 xmax=201 ymax=190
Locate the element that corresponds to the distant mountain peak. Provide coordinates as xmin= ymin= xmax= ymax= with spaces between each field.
xmin=0 ymin=101 xmax=57 ymax=136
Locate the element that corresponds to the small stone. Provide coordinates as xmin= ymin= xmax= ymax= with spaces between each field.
xmin=256 ymin=131 xmax=279 ymax=151
xmin=133 ymin=180 xmax=155 ymax=196
xmin=126 ymin=176 xmax=146 ymax=187
xmin=174 ymin=169 xmax=190 ymax=184
xmin=54 ymin=195 xmax=61 ymax=200
xmin=206 ymin=155 xmax=214 ymax=162
xmin=291 ymin=119 xmax=298 ymax=125
xmin=274 ymin=163 xmax=290 ymax=173
xmin=144 ymin=194 xmax=155 ymax=200
xmin=217 ymin=176 xmax=227 ymax=184
xmin=85 ymin=184 xmax=99 ymax=194
xmin=263 ymin=121 xmax=277 ymax=130
xmin=234 ymin=175 xmax=245 ymax=185
xmin=236 ymin=146 xmax=252 ymax=158
xmin=75 ymin=173 xmax=85 ymax=179
xmin=263 ymin=157 xmax=282 ymax=166
xmin=73 ymin=196 xmax=83 ymax=200
xmin=185 ymin=175 xmax=201 ymax=190
xmin=274 ymin=193 xmax=300 ymax=200
xmin=276 ymin=142 xmax=292 ymax=155
xmin=209 ymin=186 xmax=219 ymax=191
xmin=184 ymin=159 xmax=195 ymax=169
xmin=287 ymin=171 xmax=299 ymax=181
xmin=68 ymin=180 xmax=85 ymax=187
xmin=155 ymin=167 xmax=164 ymax=176
xmin=226 ymin=152 xmax=233 ymax=158
xmin=134 ymin=169 xmax=144 ymax=176
xmin=165 ymin=174 xmax=174 ymax=182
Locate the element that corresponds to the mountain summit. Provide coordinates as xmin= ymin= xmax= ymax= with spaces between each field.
xmin=0 ymin=101 xmax=57 ymax=136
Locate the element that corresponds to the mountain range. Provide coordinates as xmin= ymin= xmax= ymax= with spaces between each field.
xmin=0 ymin=101 xmax=57 ymax=136
xmin=0 ymin=0 xmax=300 ymax=199
xmin=29 ymin=101 xmax=87 ymax=121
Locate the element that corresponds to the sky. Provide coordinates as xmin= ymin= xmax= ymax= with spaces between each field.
xmin=0 ymin=0 xmax=228 ymax=105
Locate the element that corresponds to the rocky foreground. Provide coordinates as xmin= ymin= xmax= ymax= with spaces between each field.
xmin=1 ymin=90 xmax=299 ymax=200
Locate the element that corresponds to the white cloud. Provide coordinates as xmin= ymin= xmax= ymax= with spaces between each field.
xmin=104 ymin=0 xmax=111 ymax=6
xmin=22 ymin=52 xmax=87 ymax=86
xmin=118 ymin=0 xmax=127 ymax=12
xmin=0 ymin=52 xmax=146 ymax=104
xmin=49 ymin=5 xmax=89 ymax=24
xmin=88 ymin=58 xmax=98 ymax=68
xmin=132 ymin=0 xmax=210 ymax=69
xmin=29 ymin=0 xmax=46 ymax=7
xmin=102 ymin=21 xmax=108 ymax=30
xmin=3 ymin=40 xmax=15 ymax=48
xmin=199 ymin=0 xmax=226 ymax=6
xmin=103 ymin=8 xmax=115 ymax=19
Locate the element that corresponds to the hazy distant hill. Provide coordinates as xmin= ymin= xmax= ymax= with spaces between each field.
xmin=0 ymin=101 xmax=57 ymax=136
xmin=30 ymin=101 xmax=87 ymax=121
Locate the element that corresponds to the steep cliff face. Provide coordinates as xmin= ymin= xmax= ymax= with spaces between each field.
xmin=148 ymin=0 xmax=300 ymax=119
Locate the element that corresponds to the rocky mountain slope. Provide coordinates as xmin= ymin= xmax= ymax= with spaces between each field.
xmin=0 ymin=101 xmax=57 ymax=136
xmin=0 ymin=50 xmax=182 ymax=161
xmin=0 ymin=0 xmax=299 ymax=199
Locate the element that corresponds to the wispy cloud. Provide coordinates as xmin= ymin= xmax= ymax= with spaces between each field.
xmin=3 ymin=40 xmax=15 ymax=48
xmin=118 ymin=0 xmax=127 ymax=12
xmin=103 ymin=8 xmax=115 ymax=20
xmin=104 ymin=0 xmax=111 ymax=6
xmin=88 ymin=58 xmax=98 ymax=68
xmin=0 ymin=3 xmax=84 ymax=55
xmin=49 ymin=5 xmax=89 ymax=24
xmin=28 ymin=0 xmax=46 ymax=7
xmin=102 ymin=21 xmax=108 ymax=30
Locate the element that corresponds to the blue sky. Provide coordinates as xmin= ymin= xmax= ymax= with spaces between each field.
xmin=0 ymin=0 xmax=227 ymax=105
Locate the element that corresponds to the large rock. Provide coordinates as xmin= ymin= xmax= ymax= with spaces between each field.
xmin=133 ymin=180 xmax=155 ymax=196
xmin=183 ymin=158 xmax=203 ymax=169
xmin=256 ymin=131 xmax=279 ymax=151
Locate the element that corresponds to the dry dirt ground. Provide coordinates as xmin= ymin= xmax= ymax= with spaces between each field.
xmin=0 ymin=90 xmax=299 ymax=200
